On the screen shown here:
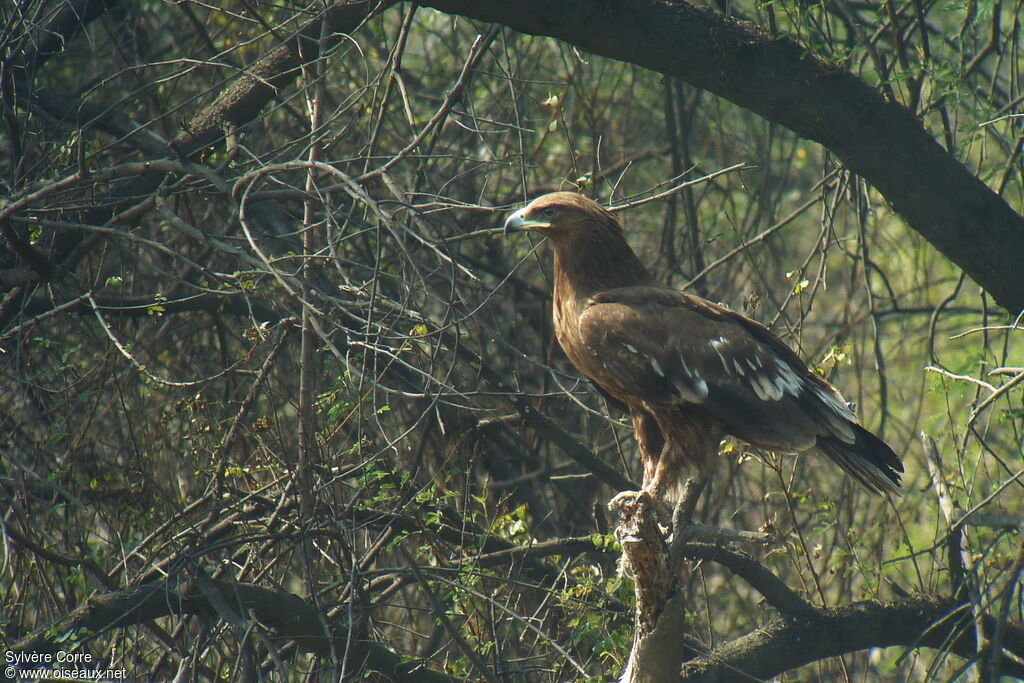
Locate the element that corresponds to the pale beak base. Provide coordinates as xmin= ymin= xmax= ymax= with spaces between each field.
xmin=503 ymin=206 xmax=549 ymax=236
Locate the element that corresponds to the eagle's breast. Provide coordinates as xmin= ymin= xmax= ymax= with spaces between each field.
xmin=553 ymin=292 xmax=633 ymax=403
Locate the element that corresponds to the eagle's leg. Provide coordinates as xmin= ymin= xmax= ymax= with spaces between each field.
xmin=632 ymin=409 xmax=665 ymax=499
xmin=636 ymin=409 xmax=689 ymax=504
xmin=610 ymin=409 xmax=683 ymax=525
xmin=643 ymin=449 xmax=682 ymax=502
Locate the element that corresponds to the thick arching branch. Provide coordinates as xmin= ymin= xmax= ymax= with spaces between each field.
xmin=422 ymin=0 xmax=1024 ymax=314
xmin=11 ymin=578 xmax=359 ymax=659
xmin=679 ymin=542 xmax=817 ymax=618
xmin=679 ymin=594 xmax=1024 ymax=682
xmin=8 ymin=577 xmax=456 ymax=683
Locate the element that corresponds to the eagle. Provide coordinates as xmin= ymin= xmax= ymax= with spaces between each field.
xmin=505 ymin=192 xmax=903 ymax=500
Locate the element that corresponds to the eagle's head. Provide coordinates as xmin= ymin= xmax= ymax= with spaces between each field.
xmin=503 ymin=191 xmax=652 ymax=292
xmin=504 ymin=192 xmax=623 ymax=246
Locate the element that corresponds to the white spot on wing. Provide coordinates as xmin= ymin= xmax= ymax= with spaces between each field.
xmin=752 ymin=373 xmax=782 ymax=401
xmin=751 ymin=376 xmax=769 ymax=400
xmin=815 ymin=386 xmax=857 ymax=421
xmin=733 ymin=359 xmax=746 ymax=376
xmin=651 ymin=358 xmax=665 ymax=377
xmin=773 ymin=358 xmax=803 ymax=395
xmin=709 ymin=338 xmax=730 ymax=371
xmin=625 ymin=343 xmax=639 ymax=353
xmin=693 ymin=378 xmax=709 ymax=400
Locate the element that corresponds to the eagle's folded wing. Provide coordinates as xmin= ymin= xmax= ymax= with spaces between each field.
xmin=577 ymin=286 xmax=859 ymax=452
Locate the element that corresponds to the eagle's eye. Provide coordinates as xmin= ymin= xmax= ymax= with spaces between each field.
xmin=539 ymin=206 xmax=557 ymax=219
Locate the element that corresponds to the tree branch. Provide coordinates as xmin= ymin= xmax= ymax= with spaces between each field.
xmin=611 ymin=491 xmax=689 ymax=683
xmin=679 ymin=541 xmax=817 ymax=618
xmin=678 ymin=594 xmax=1024 ymax=682
xmin=605 ymin=483 xmax=1024 ymax=681
xmin=518 ymin=404 xmax=638 ymax=492
xmin=14 ymin=293 xmax=280 ymax=323
xmin=420 ymin=0 xmax=1024 ymax=313
xmin=8 ymin=577 xmax=456 ymax=683
xmin=174 ymin=0 xmax=398 ymax=157
xmin=12 ymin=0 xmax=122 ymax=73
xmin=1 ymin=0 xmax=395 ymax=303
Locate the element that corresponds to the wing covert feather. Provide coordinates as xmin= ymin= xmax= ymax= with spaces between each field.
xmin=578 ymin=287 xmax=857 ymax=448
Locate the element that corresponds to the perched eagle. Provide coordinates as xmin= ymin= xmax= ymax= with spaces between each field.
xmin=505 ymin=192 xmax=903 ymax=499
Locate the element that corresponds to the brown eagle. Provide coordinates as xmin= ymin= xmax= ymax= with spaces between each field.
xmin=505 ymin=192 xmax=903 ymax=500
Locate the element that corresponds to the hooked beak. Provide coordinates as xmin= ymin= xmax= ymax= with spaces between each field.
xmin=503 ymin=206 xmax=550 ymax=236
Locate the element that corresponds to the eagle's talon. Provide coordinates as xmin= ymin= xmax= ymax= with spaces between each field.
xmin=609 ymin=489 xmax=672 ymax=538
xmin=608 ymin=489 xmax=642 ymax=516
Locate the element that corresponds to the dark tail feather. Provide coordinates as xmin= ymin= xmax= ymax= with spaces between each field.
xmin=817 ymin=424 xmax=903 ymax=494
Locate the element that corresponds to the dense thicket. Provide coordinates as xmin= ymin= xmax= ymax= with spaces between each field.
xmin=1 ymin=1 xmax=1022 ymax=680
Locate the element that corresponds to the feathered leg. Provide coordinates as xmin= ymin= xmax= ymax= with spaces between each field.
xmin=632 ymin=409 xmax=664 ymax=495
xmin=640 ymin=410 xmax=692 ymax=502
xmin=614 ymin=408 xmax=716 ymax=509
xmin=609 ymin=409 xmax=665 ymax=512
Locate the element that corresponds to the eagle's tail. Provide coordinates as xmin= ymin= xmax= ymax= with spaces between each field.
xmin=817 ymin=424 xmax=903 ymax=494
